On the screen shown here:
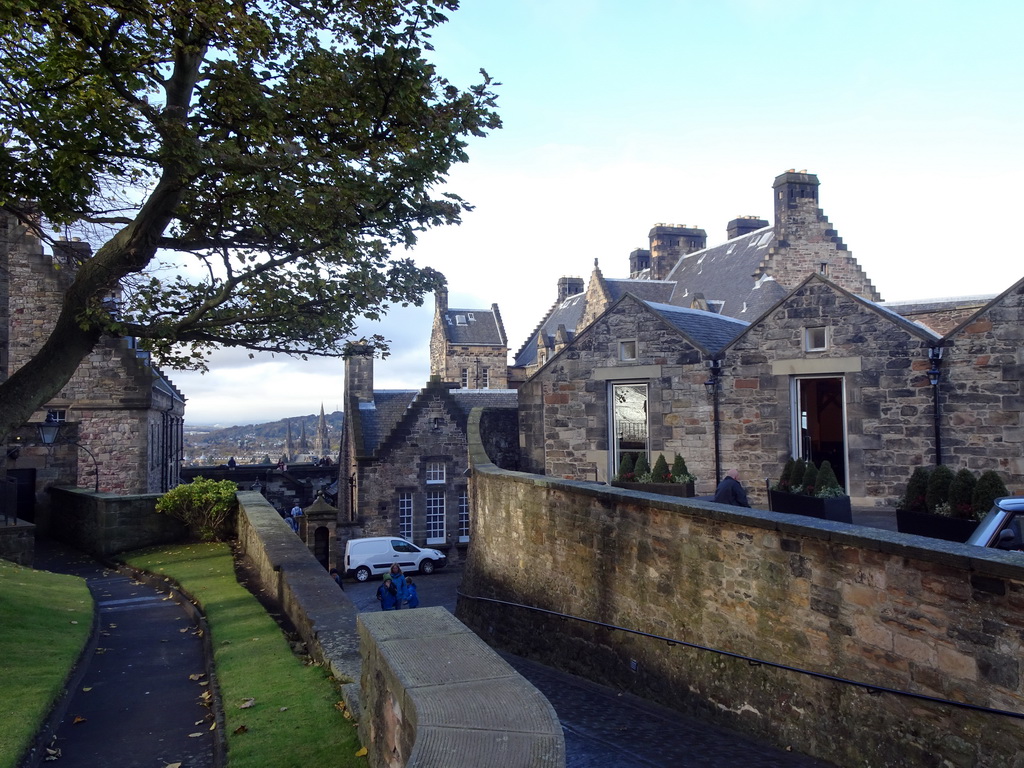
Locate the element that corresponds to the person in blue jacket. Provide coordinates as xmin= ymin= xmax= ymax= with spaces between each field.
xmin=405 ymin=577 xmax=419 ymax=608
xmin=376 ymin=574 xmax=399 ymax=610
xmin=388 ymin=564 xmax=407 ymax=609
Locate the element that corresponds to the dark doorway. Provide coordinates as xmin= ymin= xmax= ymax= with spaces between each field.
xmin=9 ymin=468 xmax=37 ymax=522
xmin=796 ymin=377 xmax=846 ymax=488
xmin=314 ymin=526 xmax=331 ymax=569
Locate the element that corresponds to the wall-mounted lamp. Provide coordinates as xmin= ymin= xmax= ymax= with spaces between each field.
xmin=927 ymin=346 xmax=943 ymax=387
xmin=37 ymin=413 xmax=100 ymax=492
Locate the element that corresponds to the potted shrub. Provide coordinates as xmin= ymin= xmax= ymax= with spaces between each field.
xmin=896 ymin=465 xmax=983 ymax=542
xmin=767 ymin=458 xmax=852 ymax=523
xmin=612 ymin=452 xmax=696 ymax=497
xmin=972 ymin=470 xmax=1010 ymax=517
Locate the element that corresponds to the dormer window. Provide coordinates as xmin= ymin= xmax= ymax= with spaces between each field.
xmin=455 ymin=314 xmax=467 ymax=325
xmin=805 ymin=327 xmax=828 ymax=352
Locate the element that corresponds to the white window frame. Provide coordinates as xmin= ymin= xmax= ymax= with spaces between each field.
xmin=609 ymin=381 xmax=649 ymax=480
xmin=426 ymin=461 xmax=445 ymax=484
xmin=458 ymin=489 xmax=470 ymax=543
xmin=398 ymin=492 xmax=413 ymax=540
xmin=426 ymin=490 xmax=446 ymax=544
xmin=805 ymin=327 xmax=828 ymax=352
xmin=460 ymin=368 xmax=469 ymax=388
xmin=481 ymin=367 xmax=490 ymax=389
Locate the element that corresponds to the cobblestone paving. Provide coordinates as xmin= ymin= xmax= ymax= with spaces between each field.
xmin=501 ymin=652 xmax=835 ymax=768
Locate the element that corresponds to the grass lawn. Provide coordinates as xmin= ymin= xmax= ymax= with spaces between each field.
xmin=0 ymin=559 xmax=92 ymax=768
xmin=123 ymin=542 xmax=364 ymax=768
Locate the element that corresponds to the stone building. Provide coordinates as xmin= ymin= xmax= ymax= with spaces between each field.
xmin=520 ymin=268 xmax=1024 ymax=508
xmin=1 ymin=211 xmax=185 ymax=516
xmin=429 ymin=285 xmax=508 ymax=389
xmin=511 ymin=170 xmax=885 ymax=383
xmin=519 ymin=294 xmax=746 ymax=485
xmin=340 ymin=345 xmax=516 ymax=559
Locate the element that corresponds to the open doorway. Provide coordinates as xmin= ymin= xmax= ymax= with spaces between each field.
xmin=794 ymin=377 xmax=847 ymax=489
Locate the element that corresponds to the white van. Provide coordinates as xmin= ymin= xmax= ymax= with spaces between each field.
xmin=344 ymin=537 xmax=447 ymax=582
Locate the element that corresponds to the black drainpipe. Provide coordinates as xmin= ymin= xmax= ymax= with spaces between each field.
xmin=927 ymin=346 xmax=943 ymax=465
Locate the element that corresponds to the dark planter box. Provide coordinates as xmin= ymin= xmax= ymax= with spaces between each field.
xmin=612 ymin=481 xmax=695 ymax=498
xmin=895 ymin=509 xmax=979 ymax=543
xmin=767 ymin=489 xmax=853 ymax=523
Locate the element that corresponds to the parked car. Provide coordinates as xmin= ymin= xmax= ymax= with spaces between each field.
xmin=344 ymin=536 xmax=447 ymax=582
xmin=965 ymin=497 xmax=1024 ymax=550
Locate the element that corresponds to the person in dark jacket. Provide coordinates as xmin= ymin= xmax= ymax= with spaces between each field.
xmin=713 ymin=468 xmax=751 ymax=507
xmin=376 ymin=574 xmax=399 ymax=610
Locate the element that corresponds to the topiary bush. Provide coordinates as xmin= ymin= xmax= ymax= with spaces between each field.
xmin=947 ymin=469 xmax=977 ymax=520
xmin=775 ymin=458 xmax=796 ymax=492
xmin=616 ymin=452 xmax=636 ymax=481
xmin=633 ymin=453 xmax=651 ymax=480
xmin=789 ymin=458 xmax=807 ymax=493
xmin=800 ymin=461 xmax=818 ymax=496
xmin=652 ymin=454 xmax=671 ymax=482
xmin=156 ymin=477 xmax=239 ymax=541
xmin=671 ymin=454 xmax=694 ymax=483
xmin=972 ymin=470 xmax=1009 ymax=517
xmin=925 ymin=464 xmax=955 ymax=515
xmin=815 ymin=460 xmax=846 ymax=499
xmin=901 ymin=467 xmax=931 ymax=512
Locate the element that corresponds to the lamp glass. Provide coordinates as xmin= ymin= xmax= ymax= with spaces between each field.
xmin=38 ymin=421 xmax=62 ymax=445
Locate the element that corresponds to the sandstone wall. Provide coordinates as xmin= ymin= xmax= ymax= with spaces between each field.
xmin=459 ymin=453 xmax=1024 ymax=768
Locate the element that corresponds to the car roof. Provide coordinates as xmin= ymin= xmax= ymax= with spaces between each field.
xmin=995 ymin=496 xmax=1024 ymax=513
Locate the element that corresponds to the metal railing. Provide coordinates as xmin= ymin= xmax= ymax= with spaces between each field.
xmin=458 ymin=590 xmax=1024 ymax=720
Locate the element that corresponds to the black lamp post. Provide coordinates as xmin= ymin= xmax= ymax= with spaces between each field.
xmin=37 ymin=414 xmax=100 ymax=492
xmin=704 ymin=360 xmax=723 ymax=487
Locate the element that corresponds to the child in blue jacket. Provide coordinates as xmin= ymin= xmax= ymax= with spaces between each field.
xmin=405 ymin=578 xmax=419 ymax=608
xmin=376 ymin=575 xmax=399 ymax=610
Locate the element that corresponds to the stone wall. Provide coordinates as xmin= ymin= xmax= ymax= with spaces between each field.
xmin=459 ymin=449 xmax=1024 ymax=768
xmin=942 ymin=280 xmax=1024 ymax=481
xmin=0 ymin=519 xmax=35 ymax=565
xmin=234 ymin=490 xmax=361 ymax=682
xmin=721 ymin=278 xmax=938 ymax=506
xmin=358 ymin=608 xmax=564 ymax=768
xmin=48 ymin=486 xmax=187 ymax=557
xmin=519 ymin=295 xmax=714 ymax=487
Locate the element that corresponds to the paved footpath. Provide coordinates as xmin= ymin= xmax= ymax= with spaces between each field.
xmin=31 ymin=540 xmax=215 ymax=768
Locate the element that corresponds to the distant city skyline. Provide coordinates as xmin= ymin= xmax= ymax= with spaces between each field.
xmin=172 ymin=1 xmax=1024 ymax=426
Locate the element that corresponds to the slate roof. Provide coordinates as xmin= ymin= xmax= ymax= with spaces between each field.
xmin=440 ymin=306 xmax=506 ymax=346
xmin=512 ymin=292 xmax=587 ymax=369
xmin=878 ymin=295 xmax=996 ymax=316
xmin=604 ymin=279 xmax=676 ymax=305
xmin=662 ymin=226 xmax=789 ymax=320
xmin=641 ymin=299 xmax=749 ymax=355
xmin=356 ymin=390 xmax=417 ymax=455
xmin=355 ymin=387 xmax=517 ymax=456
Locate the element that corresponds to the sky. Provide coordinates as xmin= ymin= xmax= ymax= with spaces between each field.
xmin=173 ymin=0 xmax=1024 ymax=426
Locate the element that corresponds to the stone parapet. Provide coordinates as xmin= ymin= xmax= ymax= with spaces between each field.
xmin=358 ymin=608 xmax=564 ymax=768
xmin=462 ymin=407 xmax=1024 ymax=768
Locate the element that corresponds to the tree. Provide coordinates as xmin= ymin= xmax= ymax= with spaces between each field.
xmin=0 ymin=0 xmax=500 ymax=441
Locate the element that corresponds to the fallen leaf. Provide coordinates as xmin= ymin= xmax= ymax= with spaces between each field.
xmin=233 ymin=725 xmax=248 ymax=735
xmin=82 ymin=687 xmax=92 ymax=692
xmin=165 ymin=763 xmax=182 ymax=768
xmin=239 ymin=698 xmax=256 ymax=709
xmin=355 ymin=746 xmax=367 ymax=757
xmin=189 ymin=673 xmax=205 ymax=681
xmin=210 ymin=722 xmax=217 ymax=731
xmin=72 ymin=716 xmax=86 ymax=724
xmin=70 ymin=620 xmax=78 ymax=625
xmin=188 ymin=732 xmax=204 ymax=738
xmin=279 ymin=706 xmax=288 ymax=712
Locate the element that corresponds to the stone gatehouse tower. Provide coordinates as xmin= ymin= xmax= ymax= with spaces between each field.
xmin=0 ymin=211 xmax=185 ymax=508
